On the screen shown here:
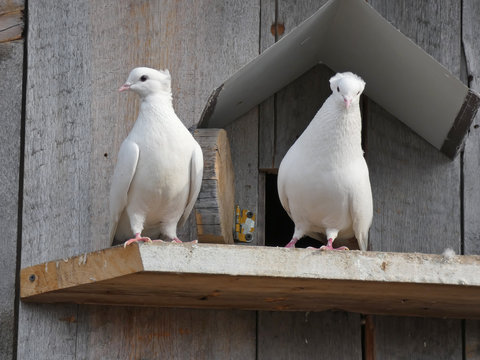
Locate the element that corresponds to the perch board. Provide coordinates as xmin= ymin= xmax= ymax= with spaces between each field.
xmin=21 ymin=243 xmax=480 ymax=319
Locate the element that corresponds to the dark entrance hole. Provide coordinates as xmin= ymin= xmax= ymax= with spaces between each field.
xmin=264 ymin=173 xmax=323 ymax=248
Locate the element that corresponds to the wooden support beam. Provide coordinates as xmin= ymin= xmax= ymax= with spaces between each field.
xmin=193 ymin=128 xmax=235 ymax=244
xmin=20 ymin=243 xmax=480 ymax=319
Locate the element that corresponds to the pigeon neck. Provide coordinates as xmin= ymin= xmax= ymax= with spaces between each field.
xmin=142 ymin=91 xmax=173 ymax=105
xmin=307 ymin=96 xmax=364 ymax=163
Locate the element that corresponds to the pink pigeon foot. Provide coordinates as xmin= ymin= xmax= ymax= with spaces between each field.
xmin=124 ymin=233 xmax=152 ymax=248
xmin=319 ymin=238 xmax=349 ymax=251
xmin=285 ymin=237 xmax=299 ymax=248
xmin=149 ymin=238 xmax=199 ymax=244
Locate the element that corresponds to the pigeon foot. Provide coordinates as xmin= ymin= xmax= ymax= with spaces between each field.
xmin=168 ymin=238 xmax=198 ymax=244
xmin=285 ymin=237 xmax=299 ymax=248
xmin=319 ymin=238 xmax=349 ymax=251
xmin=124 ymin=233 xmax=152 ymax=248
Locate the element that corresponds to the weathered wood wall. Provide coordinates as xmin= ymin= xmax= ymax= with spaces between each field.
xmin=0 ymin=0 xmax=24 ymax=358
xmin=3 ymin=0 xmax=480 ymax=359
xmin=18 ymin=1 xmax=258 ymax=359
xmin=366 ymin=1 xmax=465 ymax=359
xmin=462 ymin=0 xmax=480 ymax=357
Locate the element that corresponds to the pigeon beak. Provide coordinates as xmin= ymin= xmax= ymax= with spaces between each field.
xmin=118 ymin=83 xmax=131 ymax=92
xmin=344 ymin=97 xmax=352 ymax=108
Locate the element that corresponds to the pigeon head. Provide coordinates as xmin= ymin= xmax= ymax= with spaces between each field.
xmin=329 ymin=72 xmax=365 ymax=109
xmin=119 ymin=67 xmax=172 ymax=99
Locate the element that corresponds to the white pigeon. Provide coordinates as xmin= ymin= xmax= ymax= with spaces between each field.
xmin=277 ymin=72 xmax=372 ymax=251
xmin=109 ymin=67 xmax=203 ymax=247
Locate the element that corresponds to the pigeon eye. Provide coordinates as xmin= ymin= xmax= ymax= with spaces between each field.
xmin=337 ymin=86 xmax=340 ymax=92
xmin=140 ymin=75 xmax=148 ymax=82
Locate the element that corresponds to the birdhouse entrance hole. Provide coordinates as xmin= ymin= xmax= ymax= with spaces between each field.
xmin=264 ymin=173 xmax=321 ymax=248
xmin=264 ymin=174 xmax=361 ymax=250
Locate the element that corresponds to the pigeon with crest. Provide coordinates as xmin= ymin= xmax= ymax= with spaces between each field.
xmin=277 ymin=72 xmax=372 ymax=251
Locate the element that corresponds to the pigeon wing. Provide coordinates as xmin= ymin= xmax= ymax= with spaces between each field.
xmin=108 ymin=139 xmax=140 ymax=243
xmin=349 ymin=163 xmax=373 ymax=251
xmin=178 ymin=143 xmax=204 ymax=228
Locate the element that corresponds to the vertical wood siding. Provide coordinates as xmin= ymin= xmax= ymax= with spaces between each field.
xmin=4 ymin=0 xmax=480 ymax=359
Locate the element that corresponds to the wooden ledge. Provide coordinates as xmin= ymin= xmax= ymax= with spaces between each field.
xmin=20 ymin=243 xmax=480 ymax=319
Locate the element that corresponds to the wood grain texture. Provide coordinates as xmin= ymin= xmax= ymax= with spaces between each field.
xmin=462 ymin=0 xmax=480 ymax=257
xmin=75 ymin=306 xmax=256 ymax=360
xmin=0 ymin=40 xmax=22 ymax=360
xmin=258 ymin=0 xmax=275 ymax=171
xmin=462 ymin=0 xmax=480 ymax=357
xmin=226 ymin=108 xmax=259 ymax=245
xmin=18 ymin=1 xmax=259 ymax=359
xmin=466 ymin=320 xmax=480 ymax=360
xmin=374 ymin=316 xmax=462 ymax=359
xmin=258 ymin=311 xmax=361 ymax=360
xmin=20 ymin=243 xmax=480 ymax=318
xmin=367 ymin=1 xmax=463 ymax=359
xmin=194 ymin=129 xmax=235 ymax=244
xmin=0 ymin=0 xmax=24 ymax=43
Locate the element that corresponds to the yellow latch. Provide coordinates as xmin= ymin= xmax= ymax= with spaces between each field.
xmin=235 ymin=205 xmax=255 ymax=243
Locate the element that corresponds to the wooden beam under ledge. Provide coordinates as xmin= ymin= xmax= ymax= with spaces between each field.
xmin=20 ymin=243 xmax=480 ymax=319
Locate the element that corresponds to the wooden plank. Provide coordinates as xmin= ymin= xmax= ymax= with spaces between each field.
xmin=18 ymin=1 xmax=259 ymax=359
xmin=0 ymin=0 xmax=24 ymax=43
xmin=0 ymin=39 xmax=23 ymax=360
xmin=258 ymin=311 xmax=361 ymax=360
xmin=194 ymin=129 xmax=235 ymax=244
xmin=462 ymin=0 xmax=480 ymax=358
xmin=20 ymin=243 xmax=480 ymax=319
xmin=367 ymin=1 xmax=463 ymax=359
xmin=225 ymin=109 xmax=259 ymax=245
xmin=258 ymin=0 xmax=276 ymax=171
xmin=374 ymin=317 xmax=462 ymax=359
xmin=75 ymin=306 xmax=255 ymax=360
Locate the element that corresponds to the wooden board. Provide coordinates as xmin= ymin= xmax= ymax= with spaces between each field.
xmin=20 ymin=243 xmax=480 ymax=319
xmin=0 ymin=39 xmax=23 ymax=360
xmin=0 ymin=2 xmax=24 ymax=358
xmin=462 ymin=0 xmax=480 ymax=358
xmin=366 ymin=1 xmax=464 ymax=359
xmin=194 ymin=128 xmax=235 ymax=244
xmin=225 ymin=109 xmax=259 ymax=245
xmin=258 ymin=311 xmax=362 ymax=360
xmin=0 ymin=0 xmax=23 ymax=43
xmin=75 ymin=306 xmax=255 ymax=359
xmin=18 ymin=1 xmax=259 ymax=359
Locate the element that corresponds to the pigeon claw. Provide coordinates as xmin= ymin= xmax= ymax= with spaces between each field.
xmin=318 ymin=238 xmax=349 ymax=251
xmin=319 ymin=245 xmax=349 ymax=251
xmin=124 ymin=233 xmax=152 ymax=248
